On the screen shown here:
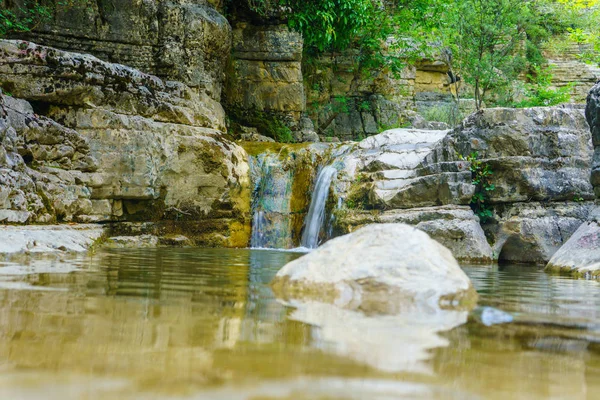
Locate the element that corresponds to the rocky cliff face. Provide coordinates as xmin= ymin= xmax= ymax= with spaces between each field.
xmin=7 ymin=0 xmax=231 ymax=102
xmin=0 ymin=40 xmax=251 ymax=247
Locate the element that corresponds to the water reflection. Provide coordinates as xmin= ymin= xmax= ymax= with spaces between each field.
xmin=0 ymin=251 xmax=599 ymax=399
xmin=283 ymin=299 xmax=467 ymax=374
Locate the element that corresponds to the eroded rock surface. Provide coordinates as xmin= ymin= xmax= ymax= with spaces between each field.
xmin=0 ymin=94 xmax=97 ymax=223
xmin=0 ymin=40 xmax=251 ymax=247
xmin=272 ymin=224 xmax=477 ymax=312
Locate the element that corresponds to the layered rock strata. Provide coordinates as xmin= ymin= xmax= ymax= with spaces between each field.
xmin=6 ymin=0 xmax=231 ymax=101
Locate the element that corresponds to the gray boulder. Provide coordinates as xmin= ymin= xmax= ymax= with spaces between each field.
xmin=545 ymin=208 xmax=600 ymax=277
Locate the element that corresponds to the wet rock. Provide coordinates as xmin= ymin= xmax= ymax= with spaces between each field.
xmin=271 ymin=223 xmax=477 ymax=312
xmin=159 ymin=234 xmax=193 ymax=247
xmin=472 ymin=307 xmax=514 ymax=327
xmin=0 ymin=224 xmax=105 ymax=254
xmin=545 ymin=208 xmax=600 ymax=277
xmin=105 ymin=235 xmax=159 ymax=248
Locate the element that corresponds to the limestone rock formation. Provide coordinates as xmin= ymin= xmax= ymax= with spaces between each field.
xmin=545 ymin=82 xmax=600 ymax=276
xmin=449 ymin=107 xmax=595 ymax=263
xmin=0 ymin=40 xmax=251 ymax=247
xmin=329 ymin=128 xmax=489 ymax=262
xmin=330 ymin=107 xmax=594 ymax=264
xmin=0 ymin=94 xmax=97 ymax=223
xmin=271 ymin=223 xmax=477 ymax=312
xmin=485 ymin=202 xmax=596 ymax=264
xmin=337 ymin=128 xmax=473 ymax=210
xmin=225 ymin=6 xmax=313 ymax=141
xmin=452 ymin=107 xmax=594 ymax=204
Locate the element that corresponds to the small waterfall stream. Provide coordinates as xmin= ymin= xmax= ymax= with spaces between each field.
xmin=300 ymin=165 xmax=338 ymax=249
xmin=249 ymin=153 xmax=294 ymax=249
xmin=248 ymin=145 xmax=344 ymax=250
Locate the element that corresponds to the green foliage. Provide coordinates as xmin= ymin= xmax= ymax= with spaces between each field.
xmin=244 ymin=0 xmax=436 ymax=79
xmin=436 ymin=0 xmax=528 ymax=110
xmin=460 ymin=152 xmax=495 ymax=222
xmin=0 ymin=1 xmax=91 ymax=37
xmin=513 ymin=65 xmax=572 ymax=107
xmin=0 ymin=1 xmax=52 ymax=36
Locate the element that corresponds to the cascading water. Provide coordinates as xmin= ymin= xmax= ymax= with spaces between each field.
xmin=249 ymin=153 xmax=295 ymax=249
xmin=300 ymin=165 xmax=338 ymax=249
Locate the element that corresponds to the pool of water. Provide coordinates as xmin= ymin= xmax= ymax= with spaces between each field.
xmin=0 ymin=248 xmax=599 ymax=399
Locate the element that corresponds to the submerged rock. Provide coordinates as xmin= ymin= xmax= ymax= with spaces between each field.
xmin=271 ymin=223 xmax=477 ymax=312
xmin=545 ymin=208 xmax=600 ymax=277
xmin=472 ymin=306 xmax=514 ymax=327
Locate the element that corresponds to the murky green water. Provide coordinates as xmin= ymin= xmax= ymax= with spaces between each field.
xmin=1 ymin=249 xmax=600 ymax=399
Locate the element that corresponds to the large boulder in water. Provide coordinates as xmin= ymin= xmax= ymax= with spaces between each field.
xmin=271 ymin=223 xmax=477 ymax=312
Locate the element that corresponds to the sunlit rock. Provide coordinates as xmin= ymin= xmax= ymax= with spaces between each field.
xmin=271 ymin=223 xmax=477 ymax=312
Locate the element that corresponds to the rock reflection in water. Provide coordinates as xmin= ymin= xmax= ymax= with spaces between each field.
xmin=282 ymin=299 xmax=468 ymax=374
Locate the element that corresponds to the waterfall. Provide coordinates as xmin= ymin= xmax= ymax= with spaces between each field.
xmin=300 ymin=165 xmax=338 ymax=249
xmin=249 ymin=153 xmax=294 ymax=249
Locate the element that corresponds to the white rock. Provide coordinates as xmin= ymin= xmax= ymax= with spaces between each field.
xmin=272 ymin=223 xmax=476 ymax=311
